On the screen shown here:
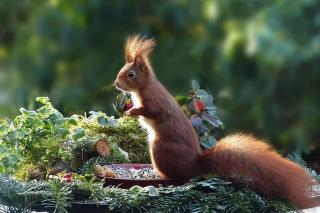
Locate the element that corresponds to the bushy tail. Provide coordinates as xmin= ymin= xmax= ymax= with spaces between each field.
xmin=200 ymin=133 xmax=320 ymax=209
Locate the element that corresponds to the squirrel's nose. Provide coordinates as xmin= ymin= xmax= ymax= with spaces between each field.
xmin=114 ymin=81 xmax=121 ymax=89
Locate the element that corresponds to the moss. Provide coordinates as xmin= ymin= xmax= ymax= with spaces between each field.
xmin=14 ymin=163 xmax=47 ymax=180
xmin=0 ymin=98 xmax=149 ymax=180
xmin=79 ymin=116 xmax=150 ymax=163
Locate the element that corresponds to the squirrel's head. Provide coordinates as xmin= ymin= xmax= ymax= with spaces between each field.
xmin=114 ymin=35 xmax=156 ymax=92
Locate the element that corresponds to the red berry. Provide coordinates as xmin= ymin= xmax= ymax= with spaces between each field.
xmin=125 ymin=102 xmax=133 ymax=110
xmin=194 ymin=99 xmax=205 ymax=113
xmin=203 ymin=150 xmax=210 ymax=155
xmin=63 ymin=173 xmax=73 ymax=182
xmin=124 ymin=99 xmax=133 ymax=110
xmin=63 ymin=173 xmax=71 ymax=177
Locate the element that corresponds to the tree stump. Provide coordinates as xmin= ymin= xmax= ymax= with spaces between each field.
xmin=95 ymin=139 xmax=111 ymax=156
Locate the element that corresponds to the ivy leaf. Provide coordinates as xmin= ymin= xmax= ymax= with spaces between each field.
xmin=53 ymin=127 xmax=69 ymax=138
xmin=200 ymin=135 xmax=217 ymax=149
xmin=48 ymin=113 xmax=64 ymax=125
xmin=37 ymin=106 xmax=50 ymax=115
xmin=19 ymin=108 xmax=35 ymax=116
xmin=16 ymin=128 xmax=30 ymax=140
xmin=106 ymin=117 xmax=117 ymax=126
xmin=28 ymin=117 xmax=43 ymax=130
xmin=191 ymin=80 xmax=200 ymax=91
xmin=88 ymin=111 xmax=107 ymax=121
xmin=89 ymin=111 xmax=106 ymax=117
xmin=88 ymin=111 xmax=99 ymax=116
xmin=67 ymin=115 xmax=78 ymax=125
xmin=72 ymin=128 xmax=86 ymax=141
xmin=98 ymin=117 xmax=107 ymax=126
xmin=36 ymin=97 xmax=50 ymax=105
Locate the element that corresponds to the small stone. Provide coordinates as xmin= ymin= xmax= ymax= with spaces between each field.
xmin=107 ymin=165 xmax=160 ymax=179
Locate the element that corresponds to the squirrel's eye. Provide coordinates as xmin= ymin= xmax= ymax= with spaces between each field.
xmin=128 ymin=70 xmax=136 ymax=78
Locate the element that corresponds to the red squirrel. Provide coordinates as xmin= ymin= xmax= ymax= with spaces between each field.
xmin=114 ymin=35 xmax=320 ymax=209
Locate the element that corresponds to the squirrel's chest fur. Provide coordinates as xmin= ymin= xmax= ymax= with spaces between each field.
xmin=130 ymin=92 xmax=157 ymax=142
xmin=130 ymin=90 xmax=201 ymax=179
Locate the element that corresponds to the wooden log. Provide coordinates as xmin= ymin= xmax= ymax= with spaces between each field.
xmin=95 ymin=139 xmax=111 ymax=156
xmin=95 ymin=165 xmax=117 ymax=178
xmin=71 ymin=138 xmax=113 ymax=170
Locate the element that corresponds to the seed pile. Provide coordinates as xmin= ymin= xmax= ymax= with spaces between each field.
xmin=107 ymin=166 xmax=160 ymax=179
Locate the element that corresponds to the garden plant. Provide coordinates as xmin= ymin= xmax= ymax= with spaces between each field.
xmin=0 ymin=81 xmax=318 ymax=213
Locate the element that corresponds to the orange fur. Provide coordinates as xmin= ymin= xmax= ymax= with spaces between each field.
xmin=114 ymin=35 xmax=320 ymax=209
xmin=125 ymin=35 xmax=156 ymax=65
xmin=201 ymin=134 xmax=319 ymax=209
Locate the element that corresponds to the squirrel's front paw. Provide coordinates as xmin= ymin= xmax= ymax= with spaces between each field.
xmin=125 ymin=108 xmax=139 ymax=117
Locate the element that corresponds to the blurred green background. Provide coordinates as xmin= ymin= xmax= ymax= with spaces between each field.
xmin=0 ymin=0 xmax=319 ymax=167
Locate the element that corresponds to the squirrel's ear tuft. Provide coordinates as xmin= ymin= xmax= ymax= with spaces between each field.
xmin=134 ymin=56 xmax=147 ymax=73
xmin=125 ymin=34 xmax=156 ymax=65
xmin=126 ymin=55 xmax=134 ymax=63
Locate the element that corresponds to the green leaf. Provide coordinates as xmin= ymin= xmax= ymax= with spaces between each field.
xmin=16 ymin=128 xmax=30 ymax=139
xmin=98 ymin=117 xmax=107 ymax=126
xmin=36 ymin=97 xmax=50 ymax=105
xmin=191 ymin=80 xmax=200 ymax=91
xmin=106 ymin=117 xmax=117 ymax=126
xmin=190 ymin=115 xmax=208 ymax=136
xmin=112 ymin=104 xmax=122 ymax=116
xmin=147 ymin=186 xmax=159 ymax=196
xmin=19 ymin=108 xmax=34 ymax=116
xmin=89 ymin=111 xmax=106 ymax=117
xmin=67 ymin=116 xmax=78 ymax=125
xmin=200 ymin=135 xmax=217 ymax=149
xmin=48 ymin=113 xmax=64 ymax=125
xmin=175 ymin=95 xmax=191 ymax=105
xmin=206 ymin=105 xmax=218 ymax=111
xmin=196 ymin=89 xmax=209 ymax=102
xmin=129 ymin=185 xmax=143 ymax=194
xmin=200 ymin=112 xmax=222 ymax=128
xmin=72 ymin=128 xmax=86 ymax=141
xmin=196 ymin=89 xmax=208 ymax=97
xmin=37 ymin=106 xmax=50 ymax=115
xmin=54 ymin=127 xmax=69 ymax=138
xmin=201 ymin=95 xmax=214 ymax=106
xmin=115 ymin=93 xmax=128 ymax=112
